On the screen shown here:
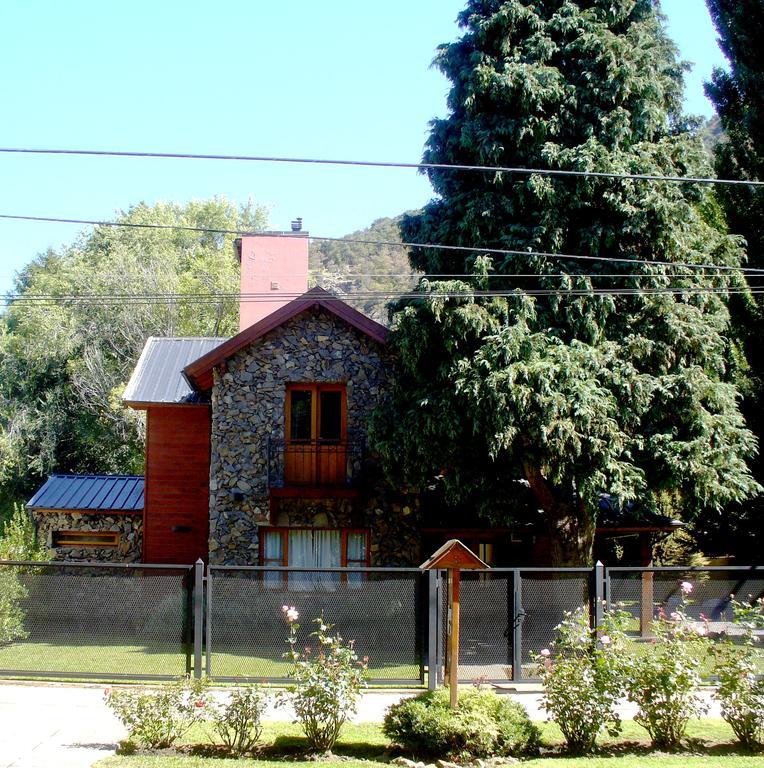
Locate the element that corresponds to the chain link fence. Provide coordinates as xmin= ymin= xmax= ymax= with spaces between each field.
xmin=606 ymin=566 xmax=764 ymax=674
xmin=0 ymin=560 xmax=759 ymax=683
xmin=443 ymin=568 xmax=593 ymax=683
xmin=0 ymin=561 xmax=194 ymax=679
xmin=206 ymin=566 xmax=427 ymax=684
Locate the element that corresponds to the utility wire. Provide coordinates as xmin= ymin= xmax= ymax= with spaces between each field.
xmin=0 ymin=146 xmax=762 ymax=187
xmin=1 ymin=213 xmax=761 ymax=275
xmin=2 ymin=275 xmax=752 ymax=301
xmin=3 ymin=287 xmax=760 ymax=308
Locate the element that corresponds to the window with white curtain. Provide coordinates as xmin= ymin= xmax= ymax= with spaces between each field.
xmin=260 ymin=527 xmax=369 ymax=589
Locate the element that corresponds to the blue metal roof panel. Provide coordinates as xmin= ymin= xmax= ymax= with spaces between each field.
xmin=123 ymin=337 xmax=227 ymax=405
xmin=27 ymin=475 xmax=145 ymax=511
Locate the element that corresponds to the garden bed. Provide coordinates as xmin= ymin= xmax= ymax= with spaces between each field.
xmin=94 ymin=721 xmax=764 ymax=768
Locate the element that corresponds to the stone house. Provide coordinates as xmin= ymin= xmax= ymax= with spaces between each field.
xmin=28 ymin=230 xmax=678 ymax=567
xmin=30 ymin=231 xmax=423 ymax=567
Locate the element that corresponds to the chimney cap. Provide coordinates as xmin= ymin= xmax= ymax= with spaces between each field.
xmin=291 ymin=217 xmax=303 ymax=232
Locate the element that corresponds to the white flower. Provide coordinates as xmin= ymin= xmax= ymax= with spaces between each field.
xmin=286 ymin=607 xmax=299 ymax=622
xmin=282 ymin=605 xmax=289 ymax=612
xmin=695 ymin=625 xmax=707 ymax=636
xmin=680 ymin=581 xmax=693 ymax=595
xmin=540 ymin=648 xmax=551 ymax=657
xmin=600 ymin=635 xmax=611 ymax=646
xmin=670 ymin=611 xmax=681 ymax=621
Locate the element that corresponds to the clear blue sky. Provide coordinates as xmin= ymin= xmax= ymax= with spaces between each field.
xmin=0 ymin=0 xmax=726 ymax=295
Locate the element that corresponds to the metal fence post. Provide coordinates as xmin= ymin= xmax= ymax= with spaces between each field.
xmin=511 ymin=569 xmax=524 ymax=682
xmin=427 ymin=569 xmax=439 ymax=690
xmin=206 ymin=565 xmax=213 ymax=677
xmin=193 ymin=559 xmax=204 ymax=679
xmin=592 ymin=561 xmax=605 ymax=635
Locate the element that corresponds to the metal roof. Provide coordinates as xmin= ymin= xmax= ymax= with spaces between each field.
xmin=27 ymin=475 xmax=144 ymax=511
xmin=123 ymin=336 xmax=227 ymax=405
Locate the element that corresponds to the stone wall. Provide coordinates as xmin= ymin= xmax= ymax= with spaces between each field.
xmin=208 ymin=306 xmax=420 ymax=566
xmin=31 ymin=511 xmax=143 ymax=562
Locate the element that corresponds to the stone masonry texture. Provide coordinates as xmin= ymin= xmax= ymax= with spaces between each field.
xmin=208 ymin=307 xmax=420 ymax=565
xmin=31 ymin=511 xmax=143 ymax=562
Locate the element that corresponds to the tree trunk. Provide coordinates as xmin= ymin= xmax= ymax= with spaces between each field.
xmin=523 ymin=462 xmax=595 ymax=566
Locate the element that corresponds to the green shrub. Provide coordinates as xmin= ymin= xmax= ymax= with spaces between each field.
xmin=0 ymin=503 xmax=49 ymax=644
xmin=207 ymin=686 xmax=268 ymax=755
xmin=711 ymin=596 xmax=764 ymax=749
xmin=624 ymin=582 xmax=709 ymax=749
xmin=537 ymin=607 xmax=629 ymax=754
xmin=105 ymin=677 xmax=208 ymax=749
xmin=0 ymin=568 xmax=28 ymax=644
xmin=383 ymin=688 xmax=540 ymax=760
xmin=282 ymin=607 xmax=368 ymax=752
xmin=0 ymin=503 xmax=49 ymax=561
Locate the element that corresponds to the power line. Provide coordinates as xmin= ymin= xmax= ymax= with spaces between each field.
xmin=0 ymin=146 xmax=762 ymax=187
xmin=1 ymin=213 xmax=761 ymax=276
xmin=2 ymin=286 xmax=760 ymax=308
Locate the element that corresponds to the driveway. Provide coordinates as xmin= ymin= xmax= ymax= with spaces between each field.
xmin=0 ymin=682 xmax=124 ymax=768
xmin=0 ymin=681 xmax=724 ymax=767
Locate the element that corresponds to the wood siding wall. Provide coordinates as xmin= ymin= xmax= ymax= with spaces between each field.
xmin=144 ymin=406 xmax=211 ymax=564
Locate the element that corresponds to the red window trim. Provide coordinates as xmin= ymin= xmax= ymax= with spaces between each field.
xmin=285 ymin=383 xmax=348 ymax=444
xmin=259 ymin=526 xmax=370 ymax=567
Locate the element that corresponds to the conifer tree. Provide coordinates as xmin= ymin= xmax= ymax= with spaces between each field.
xmin=370 ymin=0 xmax=759 ymax=565
xmin=703 ymin=0 xmax=764 ymax=560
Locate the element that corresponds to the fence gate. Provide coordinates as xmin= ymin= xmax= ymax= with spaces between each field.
xmin=438 ymin=567 xmax=595 ymax=683
xmin=205 ymin=565 xmax=427 ymax=685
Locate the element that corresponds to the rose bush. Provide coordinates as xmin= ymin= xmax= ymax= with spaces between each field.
xmin=711 ymin=595 xmax=764 ymax=748
xmin=105 ymin=676 xmax=209 ymax=749
xmin=624 ymin=581 xmax=709 ymax=749
xmin=536 ymin=606 xmax=628 ymax=754
xmin=281 ymin=606 xmax=368 ymax=752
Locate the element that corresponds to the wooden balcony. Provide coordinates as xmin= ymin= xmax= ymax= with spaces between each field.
xmin=266 ymin=436 xmax=364 ymax=496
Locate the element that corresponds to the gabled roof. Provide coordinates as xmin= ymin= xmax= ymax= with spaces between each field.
xmin=124 ymin=337 xmax=227 ymax=406
xmin=27 ymin=474 xmax=144 ymax=512
xmin=420 ymin=539 xmax=490 ymax=570
xmin=184 ymin=287 xmax=389 ymax=391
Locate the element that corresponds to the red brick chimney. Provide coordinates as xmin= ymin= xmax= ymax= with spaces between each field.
xmin=236 ymin=227 xmax=309 ymax=331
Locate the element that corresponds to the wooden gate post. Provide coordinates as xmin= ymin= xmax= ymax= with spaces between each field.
xmin=421 ymin=540 xmax=489 ymax=708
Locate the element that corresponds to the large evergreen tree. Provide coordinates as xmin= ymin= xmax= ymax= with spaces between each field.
xmin=370 ymin=0 xmax=759 ymax=565
xmin=702 ymin=0 xmax=764 ymax=561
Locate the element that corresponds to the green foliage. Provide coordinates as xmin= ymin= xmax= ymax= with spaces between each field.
xmin=0 ymin=503 xmax=49 ymax=561
xmin=0 ymin=503 xmax=49 ymax=645
xmin=0 ymin=568 xmax=28 ymax=645
xmin=383 ymin=687 xmax=540 ymax=759
xmin=703 ymin=0 xmax=764 ymax=563
xmin=537 ymin=607 xmax=629 ymax=754
xmin=282 ymin=608 xmax=368 ymax=753
xmin=372 ymin=0 xmax=760 ymax=565
xmin=711 ymin=602 xmax=764 ymax=749
xmin=310 ymin=215 xmax=416 ymax=323
xmin=0 ymin=198 xmax=267 ymax=509
xmin=105 ymin=677 xmax=209 ymax=749
xmin=206 ymin=686 xmax=268 ymax=755
xmin=624 ymin=583 xmax=710 ymax=749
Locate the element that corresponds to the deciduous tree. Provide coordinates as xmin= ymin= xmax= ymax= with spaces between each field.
xmin=0 ymin=199 xmax=267 ymax=515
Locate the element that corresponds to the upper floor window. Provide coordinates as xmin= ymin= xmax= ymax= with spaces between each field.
xmin=285 ymin=384 xmax=347 ymax=485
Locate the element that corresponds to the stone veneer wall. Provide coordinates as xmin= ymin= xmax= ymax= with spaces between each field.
xmin=31 ymin=511 xmax=143 ymax=562
xmin=208 ymin=307 xmax=420 ymax=566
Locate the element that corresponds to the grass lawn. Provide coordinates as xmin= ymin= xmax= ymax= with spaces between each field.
xmin=94 ymin=720 xmax=764 ymax=768
xmin=0 ymin=640 xmax=420 ymax=683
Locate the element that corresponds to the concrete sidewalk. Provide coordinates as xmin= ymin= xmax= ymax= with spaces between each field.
xmin=0 ymin=681 xmax=724 ymax=768
xmin=0 ymin=682 xmax=125 ymax=768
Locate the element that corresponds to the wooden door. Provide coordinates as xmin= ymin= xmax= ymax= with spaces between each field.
xmin=285 ymin=384 xmax=347 ymax=486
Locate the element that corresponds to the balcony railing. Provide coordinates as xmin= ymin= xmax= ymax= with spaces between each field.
xmin=266 ymin=436 xmax=365 ymax=490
